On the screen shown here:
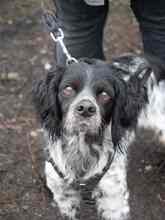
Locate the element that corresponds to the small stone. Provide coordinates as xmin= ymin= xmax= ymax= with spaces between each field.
xmin=8 ymin=72 xmax=19 ymax=80
xmin=138 ymin=168 xmax=142 ymax=173
xmin=145 ymin=165 xmax=152 ymax=172
xmin=18 ymin=94 xmax=23 ymax=99
xmin=40 ymin=48 xmax=47 ymax=55
xmin=0 ymin=72 xmax=20 ymax=81
xmin=30 ymin=131 xmax=38 ymax=138
xmin=36 ymin=37 xmax=42 ymax=42
xmin=34 ymin=212 xmax=42 ymax=217
xmin=30 ymin=55 xmax=38 ymax=65
xmin=23 ymin=192 xmax=30 ymax=200
xmin=0 ymin=113 xmax=4 ymax=119
xmin=25 ymin=19 xmax=32 ymax=25
xmin=135 ymin=49 xmax=141 ymax=54
xmin=22 ymin=205 xmax=29 ymax=210
xmin=8 ymin=20 xmax=13 ymax=25
xmin=44 ymin=62 xmax=52 ymax=70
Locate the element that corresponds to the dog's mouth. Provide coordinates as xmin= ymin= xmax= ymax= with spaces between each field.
xmin=76 ymin=115 xmax=101 ymax=133
xmin=78 ymin=121 xmax=90 ymax=132
xmin=64 ymin=116 xmax=100 ymax=135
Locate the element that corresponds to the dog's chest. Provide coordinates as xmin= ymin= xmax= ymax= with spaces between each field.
xmin=45 ymin=159 xmax=101 ymax=219
xmin=45 ymin=150 xmax=130 ymax=220
xmin=44 ymin=131 xmax=115 ymax=219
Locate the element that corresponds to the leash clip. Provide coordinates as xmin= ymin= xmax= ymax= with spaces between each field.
xmin=50 ymin=29 xmax=78 ymax=65
xmin=50 ymin=28 xmax=64 ymax=42
xmin=43 ymin=11 xmax=78 ymax=65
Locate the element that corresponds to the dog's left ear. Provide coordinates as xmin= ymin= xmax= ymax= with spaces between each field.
xmin=111 ymin=55 xmax=152 ymax=150
xmin=32 ymin=66 xmax=64 ymax=140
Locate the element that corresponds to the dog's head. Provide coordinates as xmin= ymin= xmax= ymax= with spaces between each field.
xmin=33 ymin=57 xmax=154 ymax=151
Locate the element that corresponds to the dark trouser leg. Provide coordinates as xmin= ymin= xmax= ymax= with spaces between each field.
xmin=131 ymin=0 xmax=165 ymax=61
xmin=53 ymin=0 xmax=109 ymax=66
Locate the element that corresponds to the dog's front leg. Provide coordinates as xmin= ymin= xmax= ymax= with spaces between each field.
xmin=45 ymin=161 xmax=80 ymax=220
xmin=95 ymin=154 xmax=129 ymax=220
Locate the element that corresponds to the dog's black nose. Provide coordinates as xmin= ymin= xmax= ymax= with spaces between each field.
xmin=76 ymin=100 xmax=96 ymax=117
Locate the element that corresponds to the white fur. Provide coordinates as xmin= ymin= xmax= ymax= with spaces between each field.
xmin=45 ymin=161 xmax=80 ymax=219
xmin=95 ymin=154 xmax=129 ymax=220
xmin=44 ymin=124 xmax=135 ymax=220
xmin=45 ymin=125 xmax=114 ymax=219
xmin=138 ymin=74 xmax=165 ymax=141
xmin=95 ymin=130 xmax=135 ymax=220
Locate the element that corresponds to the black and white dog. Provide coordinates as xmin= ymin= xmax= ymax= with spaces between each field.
xmin=33 ymin=55 xmax=165 ymax=220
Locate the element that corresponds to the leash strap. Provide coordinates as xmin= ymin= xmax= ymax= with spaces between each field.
xmin=45 ymin=148 xmax=65 ymax=179
xmin=43 ymin=11 xmax=78 ymax=65
xmin=46 ymin=145 xmax=116 ymax=190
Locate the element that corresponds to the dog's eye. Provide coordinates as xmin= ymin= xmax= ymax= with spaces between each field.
xmin=62 ymin=86 xmax=75 ymax=97
xmin=97 ymin=91 xmax=111 ymax=103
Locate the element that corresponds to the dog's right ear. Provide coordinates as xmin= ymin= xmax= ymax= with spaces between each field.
xmin=111 ymin=55 xmax=152 ymax=151
xmin=32 ymin=66 xmax=64 ymax=140
xmin=112 ymin=53 xmax=165 ymax=82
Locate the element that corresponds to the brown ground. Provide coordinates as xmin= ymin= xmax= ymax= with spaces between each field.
xmin=0 ymin=1 xmax=165 ymax=220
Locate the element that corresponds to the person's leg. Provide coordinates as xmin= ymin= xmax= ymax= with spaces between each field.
xmin=131 ymin=0 xmax=165 ymax=61
xmin=53 ymin=0 xmax=109 ymax=66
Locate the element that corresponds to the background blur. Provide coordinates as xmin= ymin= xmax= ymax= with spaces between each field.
xmin=1 ymin=1 xmax=165 ymax=220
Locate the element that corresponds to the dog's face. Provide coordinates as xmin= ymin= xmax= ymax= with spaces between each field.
xmin=58 ymin=61 xmax=117 ymax=137
xmin=33 ymin=57 xmax=153 ymax=149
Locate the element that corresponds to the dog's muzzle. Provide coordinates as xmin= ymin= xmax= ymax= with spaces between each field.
xmin=74 ymin=99 xmax=98 ymax=132
xmin=75 ymin=99 xmax=96 ymax=118
xmin=64 ymin=95 xmax=101 ymax=135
